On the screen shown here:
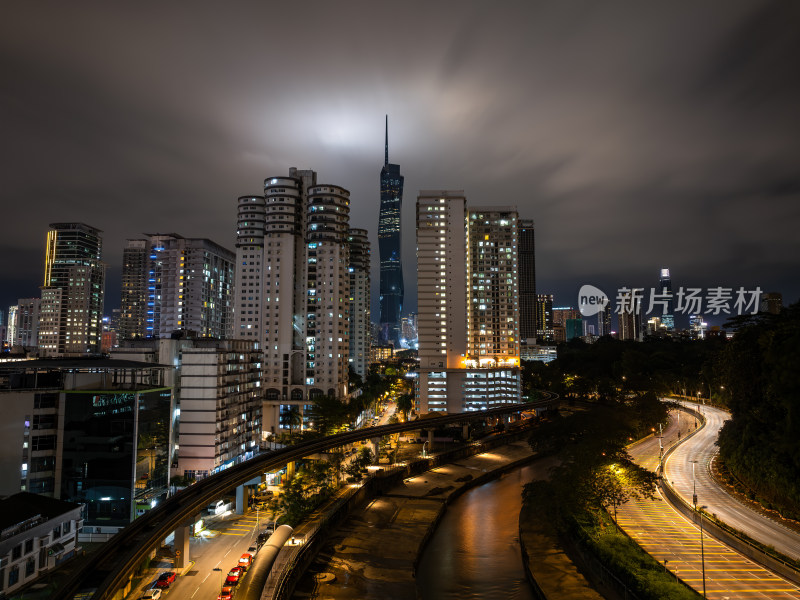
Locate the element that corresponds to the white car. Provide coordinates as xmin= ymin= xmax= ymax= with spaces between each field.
xmin=141 ymin=589 xmax=162 ymax=600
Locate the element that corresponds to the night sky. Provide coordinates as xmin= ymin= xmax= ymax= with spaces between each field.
xmin=3 ymin=2 xmax=799 ymax=326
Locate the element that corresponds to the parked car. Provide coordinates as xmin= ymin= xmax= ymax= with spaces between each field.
xmin=155 ymin=572 xmax=176 ymax=588
xmin=217 ymin=586 xmax=235 ymax=600
xmin=225 ymin=567 xmax=243 ymax=586
xmin=140 ymin=589 xmax=162 ymax=600
xmin=238 ymin=553 xmax=253 ymax=570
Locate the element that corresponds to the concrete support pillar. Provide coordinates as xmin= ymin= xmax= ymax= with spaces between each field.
xmin=174 ymin=523 xmax=191 ymax=568
xmin=370 ymin=438 xmax=381 ymax=465
xmin=286 ymin=461 xmax=296 ymax=479
xmin=427 ymin=429 xmax=435 ymax=454
xmin=462 ymin=424 xmax=469 ymax=440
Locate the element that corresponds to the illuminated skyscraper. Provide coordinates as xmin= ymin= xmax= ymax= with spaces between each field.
xmin=145 ymin=234 xmax=234 ymax=339
xmin=659 ymin=268 xmax=675 ymax=330
xmin=235 ymin=169 xmax=351 ymax=435
xmin=348 ymin=228 xmax=371 ymax=379
xmin=518 ymin=219 xmax=537 ymax=346
xmin=378 ymin=116 xmax=404 ymax=346
xmin=119 ymin=239 xmax=148 ymax=340
xmin=38 ymin=223 xmax=104 ymax=356
xmin=416 ymin=192 xmax=521 ymax=413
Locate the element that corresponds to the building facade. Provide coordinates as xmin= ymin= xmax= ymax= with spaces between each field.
xmin=119 ymin=239 xmax=148 ymax=340
xmin=416 ymin=192 xmax=521 ymax=413
xmin=0 ymin=493 xmax=83 ymax=595
xmin=658 ymin=268 xmax=675 ymax=330
xmin=518 ymin=219 xmax=537 ymax=346
xmin=348 ymin=228 xmax=371 ymax=379
xmin=113 ymin=338 xmax=261 ymax=479
xmin=38 ymin=223 xmax=105 ymax=357
xmin=378 ymin=117 xmax=404 ymax=346
xmin=536 ymin=293 xmax=554 ymax=342
xmin=0 ymin=360 xmax=173 ymax=533
xmin=235 ymin=169 xmax=351 ymax=435
xmin=143 ymin=234 xmax=235 ymax=339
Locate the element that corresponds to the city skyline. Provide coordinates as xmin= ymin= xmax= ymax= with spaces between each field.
xmin=3 ymin=2 xmax=800 ymax=323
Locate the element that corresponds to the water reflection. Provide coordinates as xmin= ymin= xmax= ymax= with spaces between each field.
xmin=416 ymin=464 xmax=536 ymax=600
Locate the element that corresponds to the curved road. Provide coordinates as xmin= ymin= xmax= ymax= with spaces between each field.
xmin=618 ymin=410 xmax=800 ymax=599
xmin=665 ymin=401 xmax=800 ymax=561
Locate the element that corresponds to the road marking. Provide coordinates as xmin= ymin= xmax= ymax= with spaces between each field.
xmin=202 ymin=573 xmax=210 ymax=582
xmin=191 ymin=588 xmax=199 ymax=597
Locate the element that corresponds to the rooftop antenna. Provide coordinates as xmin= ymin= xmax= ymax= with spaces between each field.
xmin=385 ymin=114 xmax=389 ymax=165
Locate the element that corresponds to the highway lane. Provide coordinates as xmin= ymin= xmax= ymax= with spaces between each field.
xmin=666 ymin=401 xmax=800 ymax=561
xmin=617 ymin=410 xmax=800 ymax=599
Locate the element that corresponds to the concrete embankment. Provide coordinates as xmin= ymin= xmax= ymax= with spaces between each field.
xmin=292 ymin=440 xmax=541 ymax=599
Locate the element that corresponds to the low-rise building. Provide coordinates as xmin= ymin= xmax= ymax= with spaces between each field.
xmin=0 ymin=493 xmax=83 ymax=595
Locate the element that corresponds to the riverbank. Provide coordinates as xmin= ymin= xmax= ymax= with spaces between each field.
xmin=518 ymin=506 xmax=604 ymax=600
xmin=291 ymin=440 xmax=552 ymax=599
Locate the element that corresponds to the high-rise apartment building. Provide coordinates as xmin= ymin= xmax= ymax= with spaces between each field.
xmin=235 ymin=169 xmax=351 ymax=434
xmin=144 ymin=234 xmax=235 ymax=339
xmin=518 ymin=220 xmax=537 ymax=346
xmin=416 ymin=191 xmax=521 ymax=413
xmin=348 ymin=228 xmax=371 ymax=379
xmin=536 ymin=293 xmax=554 ymax=342
xmin=597 ymin=303 xmax=612 ymax=337
xmin=119 ymin=239 xmax=148 ymax=340
xmin=113 ymin=338 xmax=261 ymax=479
xmin=618 ymin=291 xmax=643 ymax=341
xmin=659 ymin=268 xmax=675 ymax=330
xmin=378 ymin=117 xmax=404 ymax=346
xmin=38 ymin=223 xmax=104 ymax=356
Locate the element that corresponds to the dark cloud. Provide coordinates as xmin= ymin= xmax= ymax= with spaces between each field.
xmin=1 ymin=0 xmax=799 ymax=322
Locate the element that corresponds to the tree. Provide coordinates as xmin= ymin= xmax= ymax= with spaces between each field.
xmin=307 ymin=395 xmax=347 ymax=434
xmin=396 ymin=393 xmax=413 ymax=421
xmin=280 ymin=406 xmax=302 ymax=442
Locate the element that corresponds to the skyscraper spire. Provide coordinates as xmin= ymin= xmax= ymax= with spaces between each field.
xmin=385 ymin=114 xmax=389 ymax=165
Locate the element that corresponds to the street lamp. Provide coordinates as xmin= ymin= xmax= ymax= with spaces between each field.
xmin=697 ymin=504 xmax=708 ymax=598
xmin=690 ymin=459 xmax=699 ymax=507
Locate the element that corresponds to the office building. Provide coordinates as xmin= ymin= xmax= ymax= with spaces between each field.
xmin=348 ymin=228 xmax=371 ymax=379
xmin=416 ymin=192 xmax=521 ymax=413
xmin=400 ymin=312 xmax=418 ymax=347
xmin=378 ymin=117 xmax=404 ymax=346
xmin=234 ymin=169 xmax=351 ymax=434
xmin=658 ymin=268 xmax=675 ymax=330
xmin=0 ymin=359 xmax=173 ymax=533
xmin=518 ymin=219 xmax=537 ymax=346
xmin=6 ymin=305 xmax=16 ymax=347
xmin=38 ymin=223 xmax=105 ymax=357
xmin=0 ymin=493 xmax=83 ymax=595
xmin=689 ymin=314 xmax=708 ymax=339
xmin=119 ymin=239 xmax=148 ymax=340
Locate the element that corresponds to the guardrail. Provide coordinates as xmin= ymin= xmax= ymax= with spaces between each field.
xmin=57 ymin=394 xmax=559 ymax=600
xmin=659 ymin=404 xmax=800 ymax=587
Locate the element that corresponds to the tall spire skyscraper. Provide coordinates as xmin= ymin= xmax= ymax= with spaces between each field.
xmin=378 ymin=116 xmax=404 ymax=346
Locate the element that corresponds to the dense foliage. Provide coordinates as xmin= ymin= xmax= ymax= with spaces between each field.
xmin=523 ymin=398 xmax=688 ymax=599
xmin=524 ymin=397 xmax=663 ymax=521
xmin=717 ymin=304 xmax=800 ymax=518
xmin=522 ymin=336 xmax=726 ymax=402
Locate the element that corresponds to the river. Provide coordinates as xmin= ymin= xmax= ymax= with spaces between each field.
xmin=416 ymin=463 xmax=537 ymax=600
